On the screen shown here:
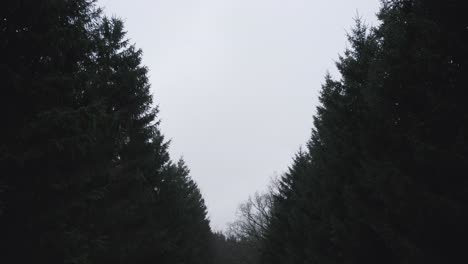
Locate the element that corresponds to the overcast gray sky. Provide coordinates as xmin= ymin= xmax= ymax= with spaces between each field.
xmin=99 ymin=0 xmax=380 ymax=231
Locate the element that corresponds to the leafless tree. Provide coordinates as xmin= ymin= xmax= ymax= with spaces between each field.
xmin=228 ymin=176 xmax=280 ymax=244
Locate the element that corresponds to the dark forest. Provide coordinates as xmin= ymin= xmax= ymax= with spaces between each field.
xmin=1 ymin=1 xmax=467 ymax=263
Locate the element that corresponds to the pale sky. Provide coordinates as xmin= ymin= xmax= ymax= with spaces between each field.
xmin=99 ymin=0 xmax=380 ymax=231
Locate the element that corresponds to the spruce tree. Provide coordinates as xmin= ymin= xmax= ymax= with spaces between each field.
xmin=0 ymin=1 xmax=213 ymax=264
xmin=262 ymin=1 xmax=468 ymax=263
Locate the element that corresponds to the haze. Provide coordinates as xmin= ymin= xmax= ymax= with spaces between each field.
xmin=99 ymin=0 xmax=380 ymax=230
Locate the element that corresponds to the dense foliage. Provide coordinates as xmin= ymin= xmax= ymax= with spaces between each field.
xmin=0 ymin=1 xmax=211 ymax=263
xmin=261 ymin=1 xmax=468 ymax=263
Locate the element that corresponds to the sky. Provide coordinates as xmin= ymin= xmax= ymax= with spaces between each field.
xmin=99 ymin=0 xmax=380 ymax=231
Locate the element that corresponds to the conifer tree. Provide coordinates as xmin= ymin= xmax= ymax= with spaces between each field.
xmin=262 ymin=1 xmax=468 ymax=263
xmin=0 ymin=1 xmax=212 ymax=264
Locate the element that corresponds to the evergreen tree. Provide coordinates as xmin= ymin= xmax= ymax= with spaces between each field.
xmin=1 ymin=1 xmax=106 ymax=262
xmin=262 ymin=1 xmax=468 ymax=263
xmin=0 ymin=1 xmax=212 ymax=264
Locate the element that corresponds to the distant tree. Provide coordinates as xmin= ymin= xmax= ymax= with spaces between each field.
xmin=212 ymin=231 xmax=258 ymax=264
xmin=225 ymin=178 xmax=279 ymax=264
xmin=228 ymin=188 xmax=275 ymax=243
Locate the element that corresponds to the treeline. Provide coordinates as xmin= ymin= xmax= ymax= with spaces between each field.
xmin=224 ymin=1 xmax=468 ymax=264
xmin=1 ymin=1 xmax=212 ymax=263
xmin=2 ymin=0 xmax=468 ymax=264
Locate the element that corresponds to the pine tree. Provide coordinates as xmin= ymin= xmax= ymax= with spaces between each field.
xmin=262 ymin=1 xmax=468 ymax=263
xmin=0 ymin=1 xmax=213 ymax=264
xmin=0 ymin=1 xmax=105 ymax=262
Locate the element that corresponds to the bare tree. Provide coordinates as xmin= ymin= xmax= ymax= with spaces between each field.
xmin=228 ymin=176 xmax=280 ymax=244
